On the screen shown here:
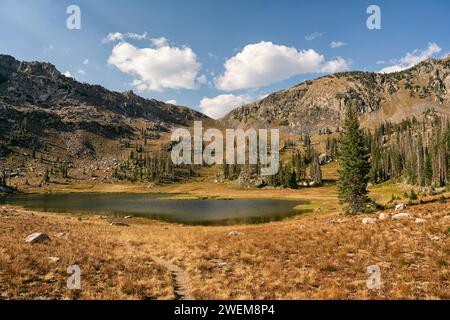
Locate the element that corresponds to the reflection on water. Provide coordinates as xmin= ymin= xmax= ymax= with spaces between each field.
xmin=0 ymin=193 xmax=310 ymax=226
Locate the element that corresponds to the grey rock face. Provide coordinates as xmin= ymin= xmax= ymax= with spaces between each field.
xmin=25 ymin=232 xmax=50 ymax=244
xmin=223 ymin=56 xmax=450 ymax=134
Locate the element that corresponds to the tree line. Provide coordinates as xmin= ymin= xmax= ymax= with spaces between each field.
xmin=337 ymin=106 xmax=449 ymax=214
xmin=368 ymin=115 xmax=449 ymax=188
xmin=112 ymin=144 xmax=198 ymax=184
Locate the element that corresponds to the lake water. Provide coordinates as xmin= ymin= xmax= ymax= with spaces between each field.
xmin=0 ymin=193 xmax=309 ymax=225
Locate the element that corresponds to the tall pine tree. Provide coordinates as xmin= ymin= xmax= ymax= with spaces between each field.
xmin=337 ymin=105 xmax=371 ymax=214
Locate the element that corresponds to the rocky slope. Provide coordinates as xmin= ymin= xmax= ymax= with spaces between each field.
xmin=0 ymin=54 xmax=212 ymax=186
xmin=0 ymin=54 xmax=209 ymax=157
xmin=222 ymin=56 xmax=450 ymax=134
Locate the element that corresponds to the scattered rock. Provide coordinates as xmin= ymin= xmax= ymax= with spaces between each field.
xmin=429 ymin=235 xmax=441 ymax=241
xmin=362 ymin=218 xmax=377 ymax=225
xmin=395 ymin=203 xmax=408 ymax=211
xmin=236 ymin=173 xmax=267 ymax=188
xmin=48 ymin=257 xmax=60 ymax=263
xmin=378 ymin=213 xmax=390 ymax=220
xmin=25 ymin=233 xmax=50 ymax=244
xmin=228 ymin=231 xmax=242 ymax=236
xmin=392 ymin=213 xmax=411 ymax=220
xmin=55 ymin=232 xmax=66 ymax=238
xmin=124 ymin=216 xmax=133 ymax=219
xmin=415 ymin=218 xmax=428 ymax=225
xmin=211 ymin=259 xmax=228 ymax=267
xmin=318 ymin=153 xmax=333 ymax=165
xmin=110 ymin=222 xmax=129 ymax=227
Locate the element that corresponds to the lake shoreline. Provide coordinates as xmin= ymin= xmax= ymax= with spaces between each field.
xmin=15 ymin=180 xmax=340 ymax=201
xmin=0 ymin=192 xmax=312 ymax=226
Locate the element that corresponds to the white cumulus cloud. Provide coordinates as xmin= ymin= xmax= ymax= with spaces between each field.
xmin=379 ymin=42 xmax=442 ymax=74
xmin=320 ymin=57 xmax=349 ymax=73
xmin=107 ymin=41 xmax=203 ymax=92
xmin=215 ymin=41 xmax=349 ymax=91
xmin=151 ymin=37 xmax=168 ymax=48
xmin=199 ymin=93 xmax=260 ymax=119
xmin=165 ymin=99 xmax=177 ymax=105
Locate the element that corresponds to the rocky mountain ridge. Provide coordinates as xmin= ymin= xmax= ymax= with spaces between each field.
xmin=0 ymin=54 xmax=209 ymax=158
xmin=222 ymin=56 xmax=450 ymax=133
xmin=0 ymin=54 xmax=208 ymax=132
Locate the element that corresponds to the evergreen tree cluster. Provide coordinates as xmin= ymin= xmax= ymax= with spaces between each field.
xmin=222 ymin=144 xmax=323 ymax=189
xmin=112 ymin=144 xmax=197 ymax=184
xmin=337 ymin=105 xmax=449 ymax=214
xmin=326 ymin=136 xmax=339 ymax=158
xmin=369 ymin=116 xmax=449 ymax=187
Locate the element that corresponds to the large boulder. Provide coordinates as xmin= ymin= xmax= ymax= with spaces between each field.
xmin=25 ymin=233 xmax=50 ymax=244
xmin=110 ymin=222 xmax=129 ymax=227
xmin=362 ymin=218 xmax=377 ymax=225
xmin=415 ymin=218 xmax=428 ymax=224
xmin=392 ymin=213 xmax=411 ymax=220
xmin=395 ymin=203 xmax=408 ymax=211
xmin=378 ymin=213 xmax=390 ymax=220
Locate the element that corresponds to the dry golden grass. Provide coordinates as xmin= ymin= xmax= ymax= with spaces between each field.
xmin=141 ymin=200 xmax=450 ymax=300
xmin=0 ymin=209 xmax=174 ymax=300
xmin=1 ymin=193 xmax=449 ymax=300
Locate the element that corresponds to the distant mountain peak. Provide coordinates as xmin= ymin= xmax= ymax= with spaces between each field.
xmin=0 ymin=54 xmax=209 ymax=159
xmin=223 ymin=55 xmax=450 ymax=133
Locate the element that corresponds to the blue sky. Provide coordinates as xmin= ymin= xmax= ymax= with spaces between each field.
xmin=0 ymin=0 xmax=449 ymax=118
